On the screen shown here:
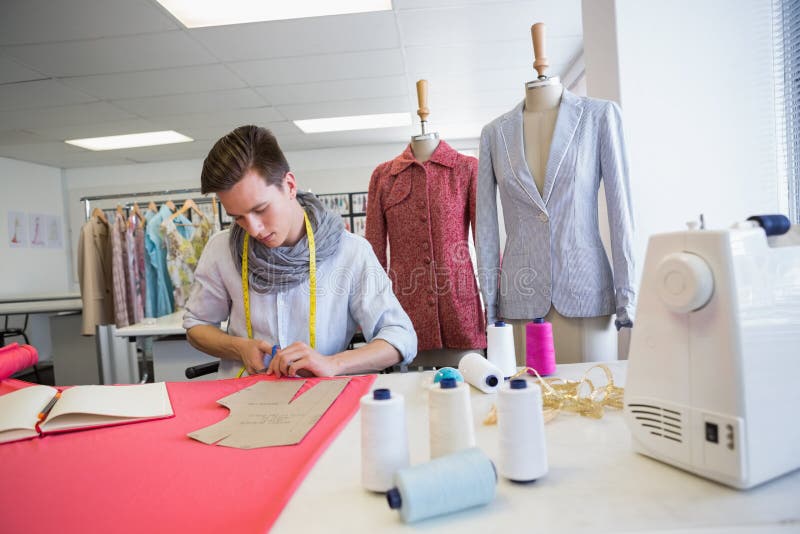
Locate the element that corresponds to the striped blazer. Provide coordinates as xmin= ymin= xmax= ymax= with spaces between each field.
xmin=476 ymin=89 xmax=636 ymax=328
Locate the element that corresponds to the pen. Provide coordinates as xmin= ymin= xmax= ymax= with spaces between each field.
xmin=37 ymin=391 xmax=61 ymax=422
xmin=237 ymin=344 xmax=281 ymax=378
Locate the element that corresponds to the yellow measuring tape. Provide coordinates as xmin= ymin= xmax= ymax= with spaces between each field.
xmin=237 ymin=211 xmax=316 ymax=377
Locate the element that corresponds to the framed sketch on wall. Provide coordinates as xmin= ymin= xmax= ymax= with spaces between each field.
xmin=46 ymin=215 xmax=63 ymax=249
xmin=7 ymin=211 xmax=27 ymax=248
xmin=28 ymin=214 xmax=46 ymax=248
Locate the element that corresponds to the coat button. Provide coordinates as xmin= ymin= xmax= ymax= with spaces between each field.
xmin=539 ymin=213 xmax=549 ymax=223
xmin=427 ymin=297 xmax=435 ymax=306
xmin=422 ymin=242 xmax=430 ymax=250
xmin=424 ymin=256 xmax=431 ymax=264
xmin=421 ymin=215 xmax=428 ymax=222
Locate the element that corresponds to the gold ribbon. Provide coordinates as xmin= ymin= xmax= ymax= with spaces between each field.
xmin=483 ymin=364 xmax=624 ymax=425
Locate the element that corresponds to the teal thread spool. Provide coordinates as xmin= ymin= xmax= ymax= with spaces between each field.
xmin=386 ymin=447 xmax=497 ymax=523
xmin=433 ymin=367 xmax=464 ymax=384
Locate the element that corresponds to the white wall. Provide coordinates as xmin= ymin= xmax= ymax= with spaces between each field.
xmin=0 ymin=157 xmax=70 ymax=296
xmin=0 ymin=156 xmax=72 ymax=359
xmin=582 ymin=0 xmax=781 ymax=290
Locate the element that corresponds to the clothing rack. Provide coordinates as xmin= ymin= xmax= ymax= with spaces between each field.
xmin=80 ymin=188 xmax=221 ymax=227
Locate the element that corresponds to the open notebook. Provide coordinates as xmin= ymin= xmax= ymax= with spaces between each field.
xmin=0 ymin=382 xmax=174 ymax=445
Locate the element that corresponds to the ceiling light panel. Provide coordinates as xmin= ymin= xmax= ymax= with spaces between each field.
xmin=65 ymin=130 xmax=193 ymax=151
xmin=294 ymin=113 xmax=411 ymax=133
xmin=157 ymin=0 xmax=393 ymax=28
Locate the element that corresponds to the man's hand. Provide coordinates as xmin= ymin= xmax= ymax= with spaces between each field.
xmin=234 ymin=337 xmax=273 ymax=375
xmin=266 ymin=342 xmax=338 ymax=378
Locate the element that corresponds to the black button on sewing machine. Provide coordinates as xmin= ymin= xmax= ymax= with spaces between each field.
xmin=705 ymin=422 xmax=719 ymax=443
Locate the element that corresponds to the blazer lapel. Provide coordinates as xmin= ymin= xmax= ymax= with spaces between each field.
xmin=500 ymin=101 xmax=547 ymax=212
xmin=542 ymin=89 xmax=584 ymax=206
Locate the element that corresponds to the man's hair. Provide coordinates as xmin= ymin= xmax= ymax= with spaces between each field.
xmin=200 ymin=125 xmax=290 ymax=194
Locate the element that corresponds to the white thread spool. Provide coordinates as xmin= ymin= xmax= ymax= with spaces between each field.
xmin=428 ymin=378 xmax=475 ymax=459
xmin=487 ymin=321 xmax=517 ymax=378
xmin=361 ymin=388 xmax=410 ymax=492
xmin=387 ymin=447 xmax=497 ymax=523
xmin=458 ymin=352 xmax=502 ymax=394
xmin=497 ymin=378 xmax=548 ymax=482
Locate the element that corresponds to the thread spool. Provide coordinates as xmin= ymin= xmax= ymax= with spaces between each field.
xmin=386 ymin=447 xmax=497 ymax=523
xmin=0 ymin=343 xmax=38 ymax=381
xmin=458 ymin=352 xmax=502 ymax=394
xmin=486 ymin=320 xmax=517 ymax=378
xmin=433 ymin=367 xmax=464 ymax=384
xmin=497 ymin=378 xmax=548 ymax=482
xmin=429 ymin=378 xmax=475 ymax=458
xmin=361 ymin=388 xmax=410 ymax=492
xmin=526 ymin=318 xmax=556 ymax=376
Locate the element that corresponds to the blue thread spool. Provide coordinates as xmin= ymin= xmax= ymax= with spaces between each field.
xmin=386 ymin=448 xmax=497 ymax=523
xmin=433 ymin=367 xmax=464 ymax=384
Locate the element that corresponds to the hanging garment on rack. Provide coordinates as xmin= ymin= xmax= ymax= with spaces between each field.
xmin=476 ymin=90 xmax=636 ymax=327
xmin=366 ymin=141 xmax=486 ymax=351
xmin=163 ymin=217 xmax=213 ymax=310
xmin=77 ymin=214 xmax=114 ymax=335
xmin=145 ymin=206 xmax=195 ymax=317
xmin=125 ymin=215 xmax=146 ymax=324
xmin=145 ymin=205 xmax=176 ymax=318
xmin=110 ymin=212 xmax=132 ymax=328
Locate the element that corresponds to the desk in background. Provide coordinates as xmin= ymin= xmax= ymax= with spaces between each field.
xmin=115 ymin=311 xmax=222 ymax=382
xmin=0 ymin=293 xmax=101 ymax=385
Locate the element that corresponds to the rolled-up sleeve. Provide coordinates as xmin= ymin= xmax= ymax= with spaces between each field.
xmin=349 ymin=238 xmax=417 ymax=365
xmin=183 ymin=233 xmax=232 ymax=331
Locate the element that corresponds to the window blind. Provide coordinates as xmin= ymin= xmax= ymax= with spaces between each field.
xmin=775 ymin=0 xmax=800 ymax=222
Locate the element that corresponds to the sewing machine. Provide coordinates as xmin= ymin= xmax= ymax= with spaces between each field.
xmin=625 ymin=216 xmax=800 ymax=489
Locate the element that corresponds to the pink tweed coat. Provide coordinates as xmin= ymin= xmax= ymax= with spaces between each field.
xmin=366 ymin=141 xmax=487 ymax=351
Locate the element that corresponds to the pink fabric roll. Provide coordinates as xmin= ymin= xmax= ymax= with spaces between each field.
xmin=526 ymin=320 xmax=556 ymax=376
xmin=0 ymin=343 xmax=39 ymax=381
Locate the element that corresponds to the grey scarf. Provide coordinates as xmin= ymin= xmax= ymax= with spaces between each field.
xmin=229 ymin=191 xmax=344 ymax=294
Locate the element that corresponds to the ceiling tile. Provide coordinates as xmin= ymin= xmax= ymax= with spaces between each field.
xmin=406 ymin=68 xmax=535 ymax=98
xmin=398 ymin=0 xmax=582 ymax=46
xmin=0 ymin=101 xmax=135 ymax=130
xmin=190 ymin=11 xmax=400 ymax=62
xmin=0 ymin=56 xmax=46 ymax=84
xmin=60 ymin=64 xmax=247 ymax=100
xmin=147 ymin=107 xmax=286 ymax=130
xmin=0 ymin=0 xmax=177 ymax=46
xmin=256 ymin=76 xmax=409 ymax=106
xmin=0 ymin=130 xmax=50 ymax=145
xmin=405 ymin=39 xmax=579 ymax=75
xmin=3 ymin=31 xmax=217 ymax=77
xmin=0 ymin=80 xmax=98 ymax=111
xmin=175 ymin=121 xmax=301 ymax=142
xmin=112 ymin=88 xmax=268 ymax=117
xmin=228 ymin=49 xmax=405 ymax=86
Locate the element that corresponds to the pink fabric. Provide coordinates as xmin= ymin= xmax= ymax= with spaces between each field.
xmin=0 ymin=373 xmax=375 ymax=533
xmin=366 ymin=141 xmax=487 ymax=350
xmin=0 ymin=343 xmax=38 ymax=380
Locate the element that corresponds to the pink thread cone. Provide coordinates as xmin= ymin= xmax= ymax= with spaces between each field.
xmin=526 ymin=319 xmax=556 ymax=376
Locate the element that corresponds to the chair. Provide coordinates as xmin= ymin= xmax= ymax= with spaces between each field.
xmin=1 ymin=314 xmax=30 ymax=346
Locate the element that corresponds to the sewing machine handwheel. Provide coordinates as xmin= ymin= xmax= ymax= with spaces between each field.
xmin=655 ymin=252 xmax=714 ymax=313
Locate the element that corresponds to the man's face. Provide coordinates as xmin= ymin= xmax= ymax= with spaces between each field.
xmin=218 ymin=169 xmax=298 ymax=248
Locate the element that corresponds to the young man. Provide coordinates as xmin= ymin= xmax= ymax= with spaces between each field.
xmin=183 ymin=125 xmax=417 ymax=378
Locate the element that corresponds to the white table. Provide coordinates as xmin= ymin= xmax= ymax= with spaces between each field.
xmin=0 ymin=293 xmax=82 ymax=315
xmin=274 ymin=362 xmax=800 ymax=533
xmin=115 ymin=312 xmax=223 ymax=381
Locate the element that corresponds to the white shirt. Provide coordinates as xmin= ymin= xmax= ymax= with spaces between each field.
xmin=183 ymin=229 xmax=417 ymax=378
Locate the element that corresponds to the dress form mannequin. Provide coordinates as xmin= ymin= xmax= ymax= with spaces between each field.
xmin=510 ymin=23 xmax=617 ymax=365
xmin=404 ymin=80 xmax=481 ymax=369
xmin=410 ymin=80 xmax=440 ymax=163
